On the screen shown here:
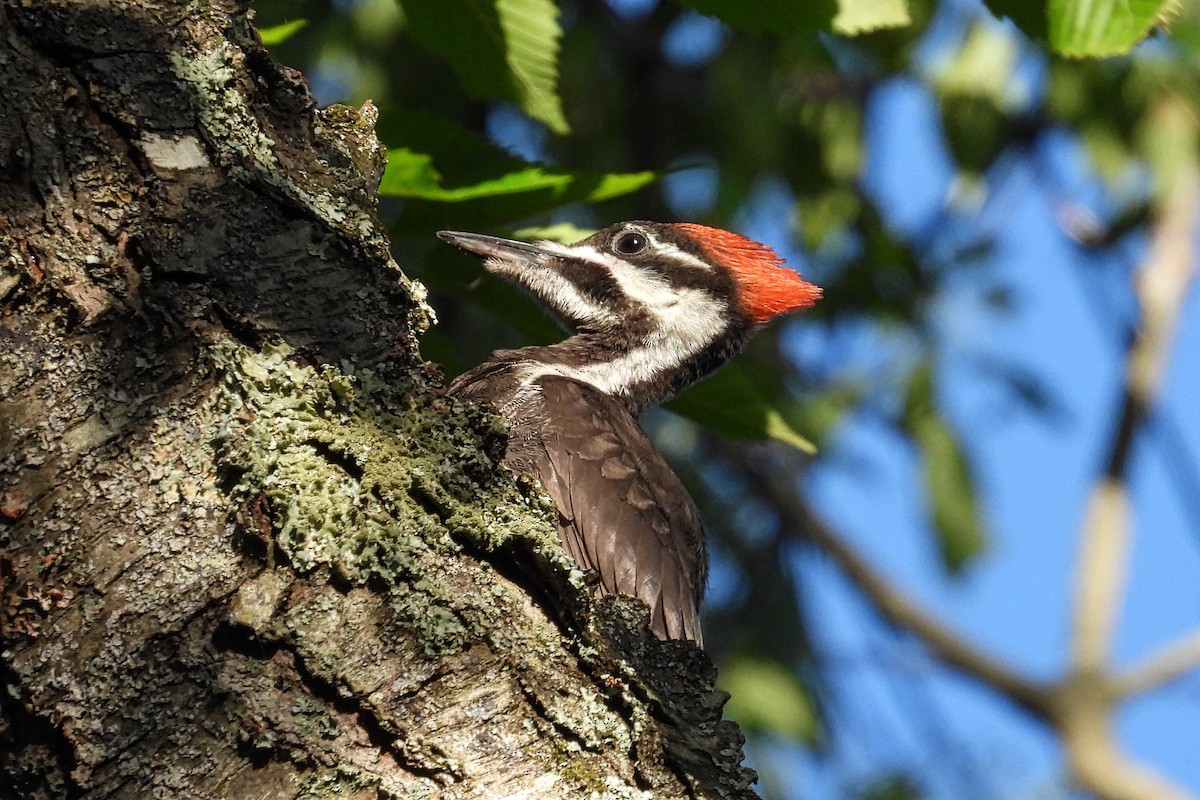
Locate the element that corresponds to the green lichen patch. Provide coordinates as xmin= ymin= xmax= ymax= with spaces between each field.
xmin=207 ymin=341 xmax=569 ymax=652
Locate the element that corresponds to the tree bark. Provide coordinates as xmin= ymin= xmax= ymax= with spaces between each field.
xmin=0 ymin=2 xmax=754 ymax=797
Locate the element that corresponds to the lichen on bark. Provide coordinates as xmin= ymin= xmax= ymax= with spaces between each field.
xmin=206 ymin=338 xmax=577 ymax=653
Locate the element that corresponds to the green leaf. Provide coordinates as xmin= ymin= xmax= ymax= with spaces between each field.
xmin=384 ymin=154 xmax=571 ymax=201
xmin=673 ymin=0 xmax=908 ymax=36
xmin=667 ymin=363 xmax=817 ymax=454
xmin=719 ymin=656 xmax=820 ymax=743
xmin=930 ymin=22 xmax=1019 ymax=107
xmin=903 ymin=364 xmax=986 ymax=572
xmin=258 ymin=18 xmax=307 ymax=46
xmin=983 ymin=1 xmax=1049 ymax=42
xmin=1048 ymin=0 xmax=1173 ymax=56
xmin=832 ymin=0 xmax=911 ymax=35
xmin=912 ymin=411 xmax=986 ymax=571
xmin=396 ymin=0 xmax=568 ymax=133
xmin=511 ymin=223 xmax=596 ymax=243
xmin=378 ymin=111 xmax=654 ymax=232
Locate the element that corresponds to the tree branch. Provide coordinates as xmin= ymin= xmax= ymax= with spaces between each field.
xmin=1061 ymin=91 xmax=1200 ymax=800
xmin=1116 ymin=628 xmax=1200 ymax=698
xmin=741 ymin=455 xmax=1054 ymax=719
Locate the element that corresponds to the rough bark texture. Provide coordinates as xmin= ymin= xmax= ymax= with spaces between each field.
xmin=0 ymin=1 xmax=755 ymax=798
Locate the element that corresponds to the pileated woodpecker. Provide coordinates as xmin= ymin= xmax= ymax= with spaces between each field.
xmin=438 ymin=222 xmax=820 ymax=644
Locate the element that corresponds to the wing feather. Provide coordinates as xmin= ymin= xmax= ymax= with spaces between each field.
xmin=507 ymin=375 xmax=707 ymax=643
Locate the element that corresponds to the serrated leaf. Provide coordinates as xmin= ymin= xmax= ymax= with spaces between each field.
xmin=378 ymin=111 xmax=654 ymax=231
xmin=258 ymin=18 xmax=307 ymax=46
xmin=1048 ymin=0 xmax=1172 ymax=56
xmin=396 ymin=0 xmax=567 ymax=133
xmin=903 ymin=364 xmax=986 ymax=572
xmin=832 ymin=0 xmax=911 ymax=35
xmin=719 ymin=656 xmax=820 ymax=743
xmin=667 ymin=363 xmax=817 ymax=454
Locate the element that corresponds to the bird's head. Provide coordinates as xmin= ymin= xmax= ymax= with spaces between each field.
xmin=437 ymin=221 xmax=820 ymax=334
xmin=438 ymin=222 xmax=821 ymax=410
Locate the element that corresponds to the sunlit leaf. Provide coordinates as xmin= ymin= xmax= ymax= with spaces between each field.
xmin=1048 ymin=0 xmax=1174 ymax=57
xmin=833 ymin=0 xmax=911 ymax=35
xmin=396 ymin=0 xmax=568 ymax=133
xmin=677 ymin=0 xmax=911 ymax=38
xmin=384 ymin=154 xmax=573 ymax=201
xmin=930 ymin=23 xmax=1018 ymax=107
xmin=668 ymin=363 xmax=817 ymax=454
xmin=511 ymin=223 xmax=596 ymax=243
xmin=903 ymin=363 xmax=986 ymax=572
xmin=378 ymin=111 xmax=654 ymax=230
xmin=719 ymin=656 xmax=821 ymax=743
xmin=258 ymin=19 xmax=307 ymax=46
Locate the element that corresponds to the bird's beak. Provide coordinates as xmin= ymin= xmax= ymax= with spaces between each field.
xmin=437 ymin=231 xmax=558 ymax=267
xmin=437 ymin=229 xmax=607 ymax=332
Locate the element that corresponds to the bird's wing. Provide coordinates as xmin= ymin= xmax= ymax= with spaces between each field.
xmin=506 ymin=374 xmax=707 ymax=644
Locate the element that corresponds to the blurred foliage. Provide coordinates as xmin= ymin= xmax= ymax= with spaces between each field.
xmin=721 ymin=655 xmax=822 ymax=743
xmin=986 ymin=0 xmax=1178 ymax=55
xmin=903 ymin=362 xmax=986 ymax=571
xmin=667 ymin=360 xmax=819 ymax=453
xmin=252 ymin=0 xmax=1199 ymax=796
xmin=857 ymin=776 xmax=925 ymax=800
xmin=396 ymin=0 xmax=569 ymax=132
xmin=259 ymin=18 xmax=308 ymax=45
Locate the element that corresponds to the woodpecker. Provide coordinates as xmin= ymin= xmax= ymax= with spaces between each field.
xmin=438 ymin=222 xmax=820 ymax=645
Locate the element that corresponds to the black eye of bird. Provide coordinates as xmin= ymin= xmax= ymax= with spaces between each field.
xmin=613 ymin=231 xmax=648 ymax=255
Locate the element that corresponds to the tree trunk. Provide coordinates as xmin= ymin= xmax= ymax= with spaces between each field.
xmin=0 ymin=2 xmax=754 ymax=797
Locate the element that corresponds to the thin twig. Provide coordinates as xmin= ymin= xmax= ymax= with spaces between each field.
xmin=1116 ymin=628 xmax=1200 ymax=698
xmin=1068 ymin=88 xmax=1200 ymax=693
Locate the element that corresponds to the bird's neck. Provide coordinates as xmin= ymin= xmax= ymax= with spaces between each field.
xmin=510 ymin=327 xmax=745 ymax=416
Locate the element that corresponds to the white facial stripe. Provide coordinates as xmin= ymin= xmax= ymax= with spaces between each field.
xmin=499 ymin=237 xmax=727 ymax=394
xmin=643 ymin=237 xmax=713 ymax=272
xmin=542 ymin=243 xmax=626 ymax=272
xmin=525 ymin=242 xmax=681 ymax=314
xmin=518 ymin=287 xmax=727 ymax=398
xmin=546 ymin=237 xmax=712 ymax=275
xmin=606 ymin=259 xmax=678 ymax=308
xmin=488 ymin=254 xmax=618 ymax=325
